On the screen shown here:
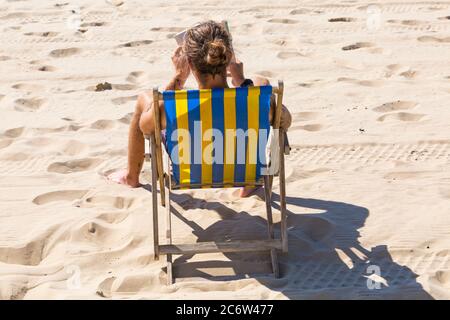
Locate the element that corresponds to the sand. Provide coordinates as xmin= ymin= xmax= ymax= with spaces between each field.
xmin=0 ymin=0 xmax=449 ymax=299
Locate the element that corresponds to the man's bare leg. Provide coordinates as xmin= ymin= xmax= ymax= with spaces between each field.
xmin=108 ymin=94 xmax=149 ymax=187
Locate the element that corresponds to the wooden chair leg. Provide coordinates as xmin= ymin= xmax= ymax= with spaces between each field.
xmin=279 ymin=129 xmax=288 ymax=253
xmin=152 ymin=87 xmax=165 ymax=207
xmin=264 ymin=175 xmax=280 ymax=278
xmin=165 ymin=160 xmax=174 ymax=285
xmin=150 ymin=135 xmax=159 ymax=260
xmin=166 ymin=254 xmax=173 ymax=285
xmin=157 ymin=152 xmax=166 ymax=207
xmin=270 ymin=250 xmax=279 ymax=278
xmin=268 ymin=175 xmax=273 ymax=198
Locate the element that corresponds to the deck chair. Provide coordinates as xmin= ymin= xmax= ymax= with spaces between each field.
xmin=144 ymin=81 xmax=288 ymax=285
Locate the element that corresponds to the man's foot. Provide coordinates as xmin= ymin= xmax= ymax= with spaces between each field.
xmin=239 ymin=186 xmax=261 ymax=198
xmin=107 ymin=169 xmax=140 ymax=188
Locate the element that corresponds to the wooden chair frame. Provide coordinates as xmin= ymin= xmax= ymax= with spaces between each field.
xmin=144 ymin=81 xmax=288 ymax=285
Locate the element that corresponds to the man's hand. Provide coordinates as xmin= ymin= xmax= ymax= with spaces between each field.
xmin=171 ymin=46 xmax=190 ymax=83
xmin=227 ymin=54 xmax=245 ymax=87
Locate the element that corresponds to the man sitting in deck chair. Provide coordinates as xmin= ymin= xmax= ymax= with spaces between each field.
xmin=108 ymin=20 xmax=291 ymax=196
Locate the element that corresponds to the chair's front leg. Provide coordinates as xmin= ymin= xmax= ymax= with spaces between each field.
xmin=165 ymin=155 xmax=173 ymax=285
xmin=264 ymin=175 xmax=280 ymax=277
xmin=149 ymin=134 xmax=160 ymax=260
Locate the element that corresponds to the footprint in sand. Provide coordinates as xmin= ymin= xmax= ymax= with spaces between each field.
xmin=12 ymin=83 xmax=45 ymax=92
xmin=49 ymin=47 xmax=81 ymax=58
xmin=399 ymin=70 xmax=417 ymax=79
xmin=386 ymin=64 xmax=403 ymax=74
xmin=239 ymin=7 xmax=262 ymax=13
xmin=96 ymin=212 xmax=130 ymax=224
xmin=0 ymin=235 xmax=52 ymax=268
xmin=440 ymin=188 xmax=450 ymax=199
xmin=25 ymin=137 xmax=54 ymax=147
xmin=80 ymin=21 xmax=106 ymax=27
xmin=417 ymin=36 xmax=450 ymax=43
xmin=71 ymin=219 xmax=133 ymax=244
xmin=118 ymin=112 xmax=133 ymax=124
xmin=105 ymin=0 xmax=124 ymax=7
xmin=377 ymin=112 xmax=425 ymax=122
xmin=0 ymin=12 xmax=30 ymax=20
xmin=385 ymin=64 xmax=410 ymax=77
xmin=0 ymin=138 xmax=13 ymax=149
xmin=373 ymin=101 xmax=417 ymax=113
xmin=90 ymin=119 xmax=117 ymax=130
xmin=14 ymin=97 xmax=47 ymax=112
xmin=96 ymin=277 xmax=116 ymax=298
xmin=387 ymin=65 xmax=418 ymax=79
xmin=150 ymin=26 xmax=185 ymax=32
xmin=47 ymin=158 xmax=102 ymax=174
xmin=294 ymin=111 xmax=321 ymax=121
xmin=126 ymin=71 xmax=148 ymax=84
xmin=60 ymin=140 xmax=89 ymax=156
xmin=0 ymin=151 xmax=29 ymax=161
xmin=267 ymin=18 xmax=299 ymax=24
xmin=289 ymin=215 xmax=335 ymax=243
xmin=384 ymin=171 xmax=428 ymax=180
xmin=32 ymin=189 xmax=89 ymax=205
xmin=388 ymin=19 xmax=425 ymax=26
xmin=277 ymin=51 xmax=304 ymax=59
xmin=430 ymin=271 xmax=450 ymax=289
xmin=255 ymin=70 xmax=276 ymax=78
xmin=342 ymin=42 xmax=374 ymax=51
xmin=118 ymin=40 xmax=153 ymax=48
xmin=111 ymin=95 xmax=138 ymax=105
xmin=289 ymin=9 xmax=312 ymax=15
xmin=328 ymin=17 xmax=356 ymax=22
xmin=112 ymin=84 xmax=137 ymax=90
xmin=32 ymin=124 xmax=82 ymax=134
xmin=286 ymin=168 xmax=330 ymax=182
xmin=357 ymin=80 xmax=383 ymax=87
xmin=292 ymin=124 xmax=324 ymax=132
xmin=255 ymin=14 xmax=273 ymax=19
xmin=401 ymin=20 xmax=425 ymax=26
xmin=83 ymin=195 xmax=137 ymax=210
xmin=337 ymin=77 xmax=382 ymax=87
xmin=24 ymin=31 xmax=58 ymax=37
xmin=295 ymin=79 xmax=324 ymax=88
xmin=36 ymin=65 xmax=57 ymax=72
xmin=3 ymin=127 xmax=25 ymax=138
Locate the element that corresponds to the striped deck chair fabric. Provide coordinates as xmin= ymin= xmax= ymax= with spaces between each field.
xmin=162 ymin=85 xmax=272 ymax=189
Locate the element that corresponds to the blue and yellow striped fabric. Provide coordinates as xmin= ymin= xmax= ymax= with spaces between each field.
xmin=163 ymin=85 xmax=272 ymax=188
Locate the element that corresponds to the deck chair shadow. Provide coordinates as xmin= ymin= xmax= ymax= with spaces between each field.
xmin=144 ymin=81 xmax=288 ymax=285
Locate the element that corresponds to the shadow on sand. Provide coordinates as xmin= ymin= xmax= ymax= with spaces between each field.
xmin=163 ymin=191 xmax=432 ymax=299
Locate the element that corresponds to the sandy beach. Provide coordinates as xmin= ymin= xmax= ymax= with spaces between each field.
xmin=0 ymin=0 xmax=449 ymax=299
